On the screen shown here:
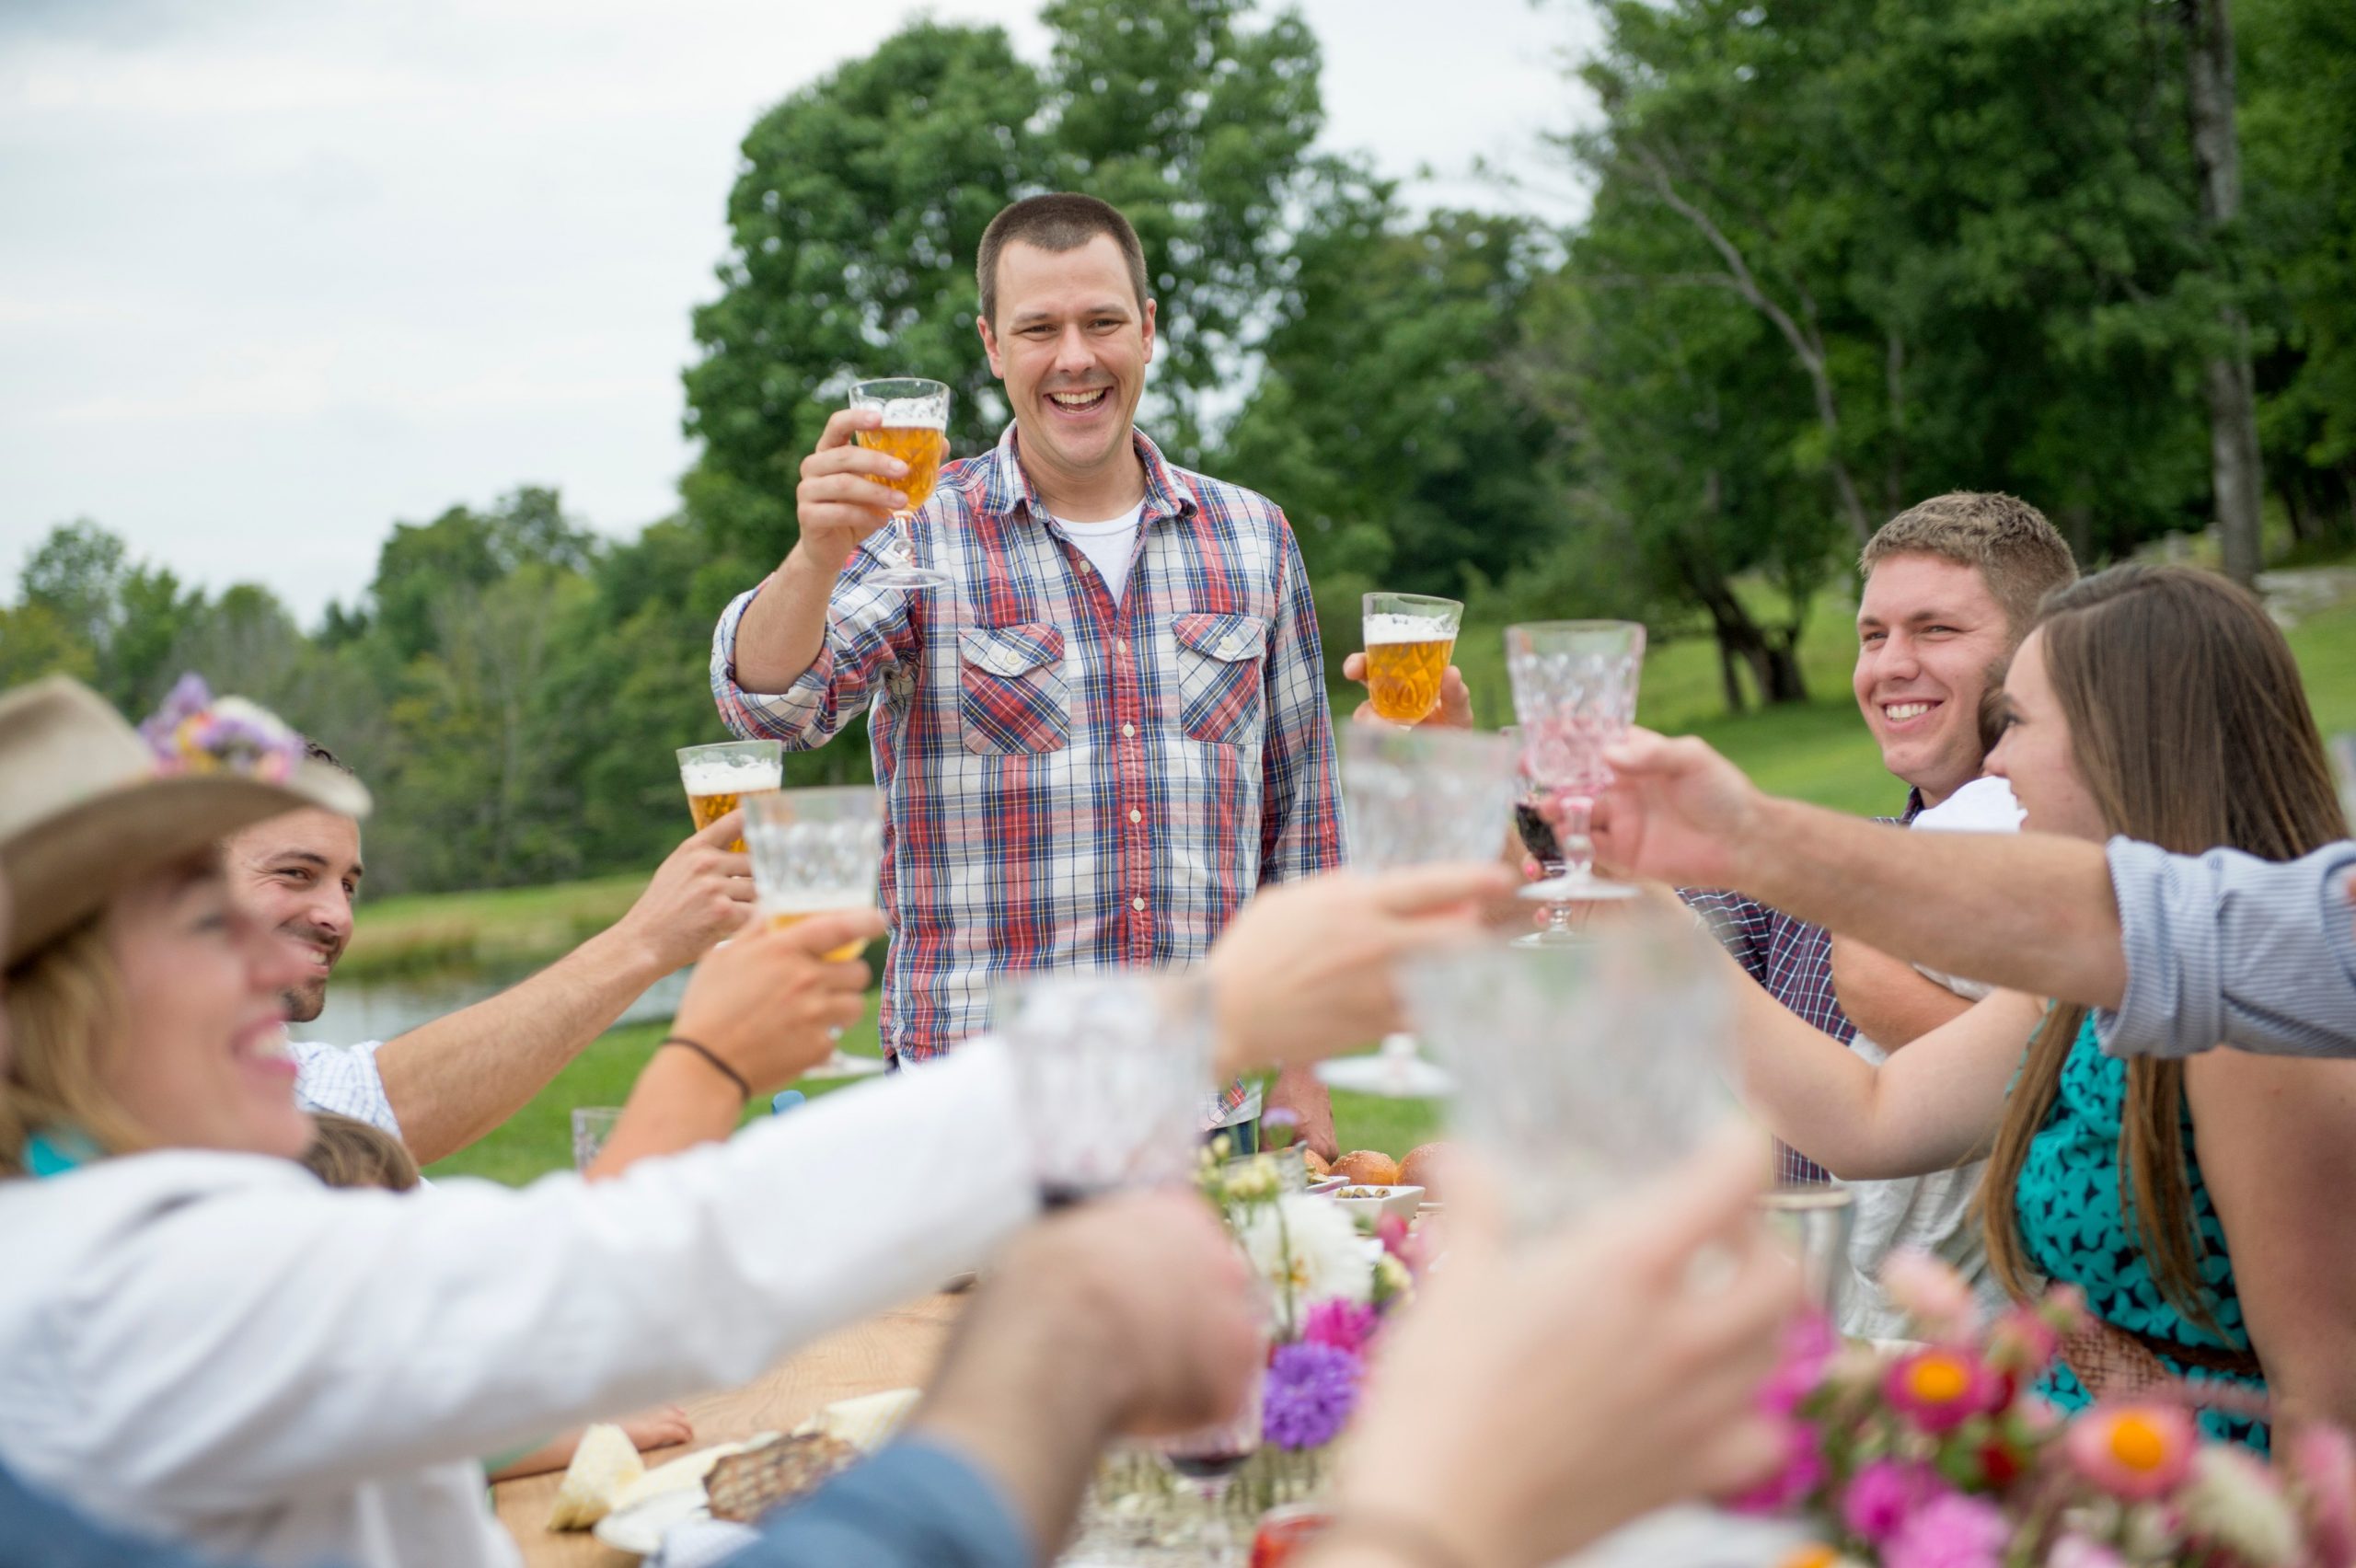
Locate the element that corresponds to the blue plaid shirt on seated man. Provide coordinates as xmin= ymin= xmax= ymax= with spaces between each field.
xmin=710 ymin=424 xmax=1345 ymax=1119
xmin=1686 ymin=790 xmax=1925 ymax=1184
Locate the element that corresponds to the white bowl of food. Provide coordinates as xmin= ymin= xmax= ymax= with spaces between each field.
xmin=1325 ymin=1183 xmax=1424 ymax=1226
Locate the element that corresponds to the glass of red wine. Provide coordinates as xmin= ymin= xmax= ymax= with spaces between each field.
xmin=1156 ymin=1348 xmax=1265 ymax=1562
xmin=1502 ymin=725 xmax=1580 ymax=949
xmin=996 ymin=973 xmax=1216 ymax=1206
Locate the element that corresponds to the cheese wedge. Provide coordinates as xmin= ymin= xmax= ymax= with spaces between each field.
xmin=545 ymin=1423 xmax=645 ymax=1530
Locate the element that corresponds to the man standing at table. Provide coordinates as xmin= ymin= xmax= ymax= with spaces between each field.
xmin=709 ymin=193 xmax=1346 ymax=1156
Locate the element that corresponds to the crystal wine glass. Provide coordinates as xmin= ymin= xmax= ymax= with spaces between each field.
xmin=996 ymin=973 xmax=1216 ymax=1205
xmin=742 ymin=787 xmax=888 ymax=1079
xmin=1403 ymin=907 xmax=1736 ymax=1238
xmin=1320 ymin=722 xmax=1520 ymax=1099
xmin=1157 ymin=1367 xmax=1265 ymax=1565
xmin=1500 ymin=724 xmax=1579 ymax=949
xmin=849 ymin=376 xmax=953 ymax=593
xmin=1505 ymin=620 xmax=1646 ymax=903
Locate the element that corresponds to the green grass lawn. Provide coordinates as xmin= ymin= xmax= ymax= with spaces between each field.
xmin=417 ymin=590 xmax=2356 ymax=1186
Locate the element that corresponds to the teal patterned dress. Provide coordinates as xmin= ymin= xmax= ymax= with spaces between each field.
xmin=2013 ymin=1018 xmax=2269 ymax=1450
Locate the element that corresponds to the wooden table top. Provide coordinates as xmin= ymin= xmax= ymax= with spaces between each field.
xmin=494 ymin=1292 xmax=964 ymax=1567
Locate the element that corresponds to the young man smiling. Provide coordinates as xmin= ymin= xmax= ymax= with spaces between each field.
xmin=712 ymin=193 xmax=1347 ymax=1157
xmin=1690 ymin=492 xmax=2077 ymax=1181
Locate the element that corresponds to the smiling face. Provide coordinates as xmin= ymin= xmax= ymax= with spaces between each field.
xmin=1853 ymin=553 xmax=2019 ymax=806
xmin=224 ymin=808 xmax=364 ymax=1023
xmin=1984 ymin=630 xmax=2108 ymax=842
xmin=100 ymin=856 xmax=318 ymax=1159
xmin=976 ymin=234 xmax=1156 ymax=508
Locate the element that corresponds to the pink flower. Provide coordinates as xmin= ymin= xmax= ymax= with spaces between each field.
xmin=1841 ymin=1458 xmax=1947 ymax=1544
xmin=1759 ymin=1310 xmax=1839 ymax=1418
xmin=1726 ymin=1419 xmax=1827 ymax=1515
xmin=2063 ymin=1404 xmax=2197 ymax=1501
xmin=1301 ymin=1298 xmax=1378 ymax=1356
xmin=1882 ymin=1251 xmax=1978 ymax=1342
xmin=1883 ymin=1493 xmax=2009 ymax=1568
xmin=1884 ymin=1347 xmax=2007 ymax=1435
xmin=2286 ymin=1424 xmax=2356 ymax=1567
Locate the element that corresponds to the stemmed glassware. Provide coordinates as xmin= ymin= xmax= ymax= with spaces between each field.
xmin=1155 ymin=1366 xmax=1265 ymax=1565
xmin=1319 ymin=722 xmax=1520 ymax=1099
xmin=1403 ymin=906 xmax=1735 ymax=1237
xmin=1505 ymin=620 xmax=1646 ymax=903
xmin=996 ymin=973 xmax=1216 ymax=1204
xmin=742 ymin=788 xmax=888 ymax=1079
xmin=1500 ymin=724 xmax=1580 ymax=949
xmin=849 ymin=376 xmax=953 ymax=593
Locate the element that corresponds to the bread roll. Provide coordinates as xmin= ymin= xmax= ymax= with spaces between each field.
xmin=1398 ymin=1142 xmax=1451 ymax=1197
xmin=1333 ymin=1149 xmax=1400 ymax=1187
xmin=1300 ymin=1147 xmax=1334 ymax=1180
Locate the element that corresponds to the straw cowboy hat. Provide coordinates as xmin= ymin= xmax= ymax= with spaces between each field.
xmin=0 ymin=675 xmax=371 ymax=966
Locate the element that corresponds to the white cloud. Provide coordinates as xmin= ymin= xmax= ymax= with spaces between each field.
xmin=0 ymin=0 xmax=1593 ymax=621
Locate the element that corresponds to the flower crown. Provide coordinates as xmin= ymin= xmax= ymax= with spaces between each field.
xmin=137 ymin=674 xmax=304 ymax=784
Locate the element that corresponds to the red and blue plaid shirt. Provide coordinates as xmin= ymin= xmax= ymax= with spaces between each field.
xmin=711 ymin=424 xmax=1345 ymax=1097
xmin=1684 ymin=790 xmax=1924 ymax=1184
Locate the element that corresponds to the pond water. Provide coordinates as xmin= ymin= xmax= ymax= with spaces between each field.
xmin=306 ymin=963 xmax=694 ymax=1045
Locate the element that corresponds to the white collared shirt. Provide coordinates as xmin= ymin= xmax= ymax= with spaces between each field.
xmin=0 ymin=1042 xmax=1034 ymax=1568
xmin=290 ymin=1038 xmax=400 ymax=1136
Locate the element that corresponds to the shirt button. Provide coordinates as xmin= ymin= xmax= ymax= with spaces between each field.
xmin=1131 ymin=896 xmax=1147 ymax=913
xmin=1115 ymin=638 xmax=1128 ymax=654
xmin=1120 ymin=722 xmax=1135 ymax=739
xmin=1128 ymin=808 xmax=1142 ymax=824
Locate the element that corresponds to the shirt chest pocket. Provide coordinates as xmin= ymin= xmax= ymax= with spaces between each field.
xmin=956 ymin=622 xmax=1071 ymax=755
xmin=1170 ymin=612 xmax=1268 ymax=747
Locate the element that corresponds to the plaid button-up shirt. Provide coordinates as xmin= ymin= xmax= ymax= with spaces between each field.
xmin=711 ymin=425 xmax=1345 ymax=1098
xmin=1685 ymin=789 xmax=1924 ymax=1184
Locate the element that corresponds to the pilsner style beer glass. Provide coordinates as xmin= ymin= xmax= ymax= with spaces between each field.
xmin=850 ymin=376 xmax=954 ymax=593
xmin=676 ymin=739 xmax=783 ymax=852
xmin=744 ymin=787 xmax=889 ymax=1078
xmin=1360 ymin=593 xmax=1462 ymax=723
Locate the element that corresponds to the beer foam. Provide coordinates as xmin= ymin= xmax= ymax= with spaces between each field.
xmin=762 ymin=888 xmax=872 ymax=916
xmin=679 ymin=759 xmax=781 ymax=794
xmin=865 ymin=398 xmax=948 ymax=430
xmin=1363 ymin=613 xmax=1457 ymax=646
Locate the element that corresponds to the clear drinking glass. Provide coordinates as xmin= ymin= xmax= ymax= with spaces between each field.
xmin=1505 ymin=619 xmax=1646 ymax=903
xmin=996 ymin=973 xmax=1215 ymax=1205
xmin=850 ymin=376 xmax=953 ymax=593
xmin=1360 ymin=592 xmax=1463 ymax=724
xmin=1404 ymin=906 xmax=1735 ymax=1237
xmin=2327 ymin=733 xmax=2356 ymax=831
xmin=1322 ymin=723 xmax=1520 ymax=1099
xmin=1758 ymin=1185 xmax=1858 ymax=1316
xmin=676 ymin=739 xmax=783 ymax=853
xmin=1156 ymin=1366 xmax=1265 ymax=1565
xmin=571 ymin=1106 xmax=623 ymax=1171
xmin=743 ymin=787 xmax=886 ymax=1078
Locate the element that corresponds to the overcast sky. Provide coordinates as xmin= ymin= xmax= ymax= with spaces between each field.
xmin=0 ymin=0 xmax=1597 ymax=623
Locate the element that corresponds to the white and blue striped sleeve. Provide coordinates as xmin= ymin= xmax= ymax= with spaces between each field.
xmin=2096 ymin=836 xmax=2356 ymax=1059
xmin=288 ymin=1040 xmax=403 ymax=1138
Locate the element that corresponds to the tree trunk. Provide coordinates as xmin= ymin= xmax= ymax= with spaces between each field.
xmin=2180 ymin=0 xmax=2266 ymax=587
xmin=1676 ymin=544 xmax=1811 ymax=710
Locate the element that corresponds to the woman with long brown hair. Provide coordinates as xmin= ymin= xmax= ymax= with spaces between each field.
xmin=1722 ymin=563 xmax=2356 ymax=1447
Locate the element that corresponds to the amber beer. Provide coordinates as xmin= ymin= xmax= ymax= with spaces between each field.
xmin=1362 ymin=593 xmax=1464 ymax=723
xmin=676 ymin=740 xmax=784 ymax=853
xmin=765 ymin=901 xmax=869 ymax=963
xmin=854 ymin=422 xmax=950 ymax=514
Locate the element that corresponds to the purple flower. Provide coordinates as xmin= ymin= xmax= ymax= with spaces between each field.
xmin=1262 ymin=1341 xmax=1362 ymax=1451
xmin=1302 ymin=1299 xmax=1378 ymax=1356
xmin=1882 ymin=1493 xmax=2010 ymax=1568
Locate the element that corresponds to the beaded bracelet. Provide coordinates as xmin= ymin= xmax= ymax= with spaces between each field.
xmin=659 ymin=1036 xmax=751 ymax=1105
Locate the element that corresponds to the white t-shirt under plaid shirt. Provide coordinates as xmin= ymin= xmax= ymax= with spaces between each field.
xmin=710 ymin=424 xmax=1346 ymax=1108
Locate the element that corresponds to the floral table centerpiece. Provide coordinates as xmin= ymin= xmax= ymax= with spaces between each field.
xmin=1742 ymin=1253 xmax=2356 ymax=1568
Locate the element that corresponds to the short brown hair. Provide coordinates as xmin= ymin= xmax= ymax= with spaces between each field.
xmin=976 ymin=194 xmax=1150 ymax=328
xmin=1859 ymin=492 xmax=2078 ymax=640
xmin=300 ymin=1111 xmax=422 ymax=1192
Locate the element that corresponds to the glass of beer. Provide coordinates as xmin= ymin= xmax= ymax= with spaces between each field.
xmin=1361 ymin=592 xmax=1462 ymax=723
xmin=743 ymin=787 xmax=888 ymax=1078
xmin=849 ymin=376 xmax=953 ymax=593
xmin=676 ymin=739 xmax=783 ymax=853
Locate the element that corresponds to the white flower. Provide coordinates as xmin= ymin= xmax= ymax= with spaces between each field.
xmin=2180 ymin=1446 xmax=2301 ymax=1566
xmin=1236 ymin=1193 xmax=1370 ymax=1332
